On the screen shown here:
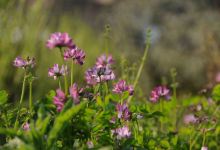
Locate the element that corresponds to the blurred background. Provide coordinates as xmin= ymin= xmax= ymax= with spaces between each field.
xmin=1 ymin=0 xmax=220 ymax=101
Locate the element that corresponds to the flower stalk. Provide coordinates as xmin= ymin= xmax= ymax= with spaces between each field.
xmin=29 ymin=80 xmax=33 ymax=112
xmin=14 ymin=73 xmax=27 ymax=129
xmin=128 ymin=29 xmax=151 ymax=103
xmin=71 ymin=60 xmax=74 ymax=86
xmin=59 ymin=48 xmax=68 ymax=95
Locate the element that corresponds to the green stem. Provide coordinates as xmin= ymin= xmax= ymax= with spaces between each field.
xmin=128 ymin=29 xmax=151 ymax=103
xmin=202 ymin=130 xmax=206 ymax=146
xmin=14 ymin=73 xmax=27 ymax=129
xmin=189 ymin=133 xmax=192 ymax=150
xmin=104 ymin=24 xmax=110 ymax=54
xmin=159 ymin=99 xmax=163 ymax=132
xmin=70 ymin=60 xmax=74 ymax=86
xmin=59 ymin=48 xmax=68 ymax=94
xmin=29 ymin=81 xmax=33 ymax=112
xmin=58 ymin=78 xmax=62 ymax=90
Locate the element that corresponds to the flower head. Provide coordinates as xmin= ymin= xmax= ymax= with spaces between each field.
xmin=69 ymin=83 xmax=83 ymax=104
xmin=149 ymin=85 xmax=170 ymax=102
xmin=53 ymin=89 xmax=66 ymax=112
xmin=113 ymin=80 xmax=134 ymax=95
xmin=22 ymin=122 xmax=30 ymax=131
xmin=183 ymin=114 xmax=198 ymax=125
xmin=96 ymin=54 xmax=113 ymax=68
xmin=48 ymin=64 xmax=68 ymax=80
xmin=85 ymin=66 xmax=115 ymax=85
xmin=112 ymin=126 xmax=131 ymax=140
xmin=64 ymin=47 xmax=85 ymax=65
xmin=201 ymin=146 xmax=208 ymax=150
xmin=46 ymin=32 xmax=74 ymax=49
xmin=116 ymin=103 xmax=131 ymax=121
xmin=13 ymin=56 xmax=35 ymax=69
xmin=86 ymin=141 xmax=94 ymax=149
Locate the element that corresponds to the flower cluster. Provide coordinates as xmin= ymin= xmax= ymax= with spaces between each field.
xmin=95 ymin=54 xmax=113 ymax=68
xmin=64 ymin=47 xmax=85 ymax=65
xmin=183 ymin=114 xmax=198 ymax=125
xmin=111 ymin=126 xmax=131 ymax=140
xmin=48 ymin=64 xmax=68 ymax=80
xmin=53 ymin=89 xmax=66 ymax=112
xmin=69 ymin=83 xmax=83 ymax=104
xmin=149 ymin=85 xmax=170 ymax=102
xmin=85 ymin=54 xmax=115 ymax=85
xmin=116 ymin=103 xmax=131 ymax=121
xmin=46 ymin=32 xmax=74 ymax=49
xmin=22 ymin=122 xmax=30 ymax=131
xmin=13 ymin=56 xmax=35 ymax=69
xmin=113 ymin=80 xmax=134 ymax=95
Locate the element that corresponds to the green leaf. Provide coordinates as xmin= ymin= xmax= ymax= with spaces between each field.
xmin=96 ymin=96 xmax=104 ymax=107
xmin=146 ymin=111 xmax=164 ymax=118
xmin=121 ymin=91 xmax=130 ymax=100
xmin=212 ymin=84 xmax=220 ymax=101
xmin=0 ymin=128 xmax=18 ymax=136
xmin=0 ymin=90 xmax=8 ymax=105
xmin=109 ymin=94 xmax=120 ymax=102
xmin=47 ymin=101 xmax=87 ymax=148
xmin=160 ymin=140 xmax=170 ymax=149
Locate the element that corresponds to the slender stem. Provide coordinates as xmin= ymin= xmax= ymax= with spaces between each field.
xmin=59 ymin=48 xmax=68 ymax=94
xmin=128 ymin=29 xmax=151 ymax=103
xmin=58 ymin=77 xmax=62 ymax=90
xmin=159 ymin=99 xmax=163 ymax=132
xmin=104 ymin=24 xmax=110 ymax=54
xmin=14 ymin=73 xmax=27 ymax=129
xmin=189 ymin=133 xmax=192 ymax=150
xmin=29 ymin=81 xmax=33 ymax=112
xmin=202 ymin=130 xmax=206 ymax=146
xmin=71 ymin=60 xmax=74 ymax=86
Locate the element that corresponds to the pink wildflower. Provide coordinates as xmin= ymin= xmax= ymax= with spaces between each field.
xmin=48 ymin=64 xmax=68 ymax=80
xmin=149 ymin=85 xmax=170 ymax=102
xmin=96 ymin=54 xmax=113 ymax=68
xmin=112 ymin=126 xmax=131 ymax=140
xmin=113 ymin=80 xmax=134 ymax=95
xmin=22 ymin=122 xmax=30 ymax=131
xmin=13 ymin=56 xmax=35 ymax=69
xmin=53 ymin=89 xmax=66 ymax=112
xmin=46 ymin=32 xmax=74 ymax=49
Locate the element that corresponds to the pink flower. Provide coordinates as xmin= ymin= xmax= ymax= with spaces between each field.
xmin=149 ymin=85 xmax=170 ymax=102
xmin=96 ymin=54 xmax=113 ymax=68
xmin=86 ymin=141 xmax=94 ymax=149
xmin=22 ymin=122 xmax=30 ymax=131
xmin=46 ymin=32 xmax=74 ymax=49
xmin=116 ymin=103 xmax=131 ymax=121
xmin=48 ymin=64 xmax=68 ymax=80
xmin=13 ymin=56 xmax=35 ymax=69
xmin=113 ymin=80 xmax=134 ymax=95
xmin=69 ymin=83 xmax=83 ymax=104
xmin=64 ymin=47 xmax=85 ymax=65
xmin=85 ymin=67 xmax=115 ymax=85
xmin=53 ymin=89 xmax=66 ymax=112
xmin=201 ymin=146 xmax=208 ymax=150
xmin=112 ymin=126 xmax=131 ymax=140
xmin=183 ymin=114 xmax=198 ymax=125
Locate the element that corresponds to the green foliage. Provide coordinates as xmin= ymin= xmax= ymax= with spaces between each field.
xmin=0 ymin=90 xmax=8 ymax=105
xmin=47 ymin=101 xmax=87 ymax=148
xmin=212 ymin=84 xmax=220 ymax=101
